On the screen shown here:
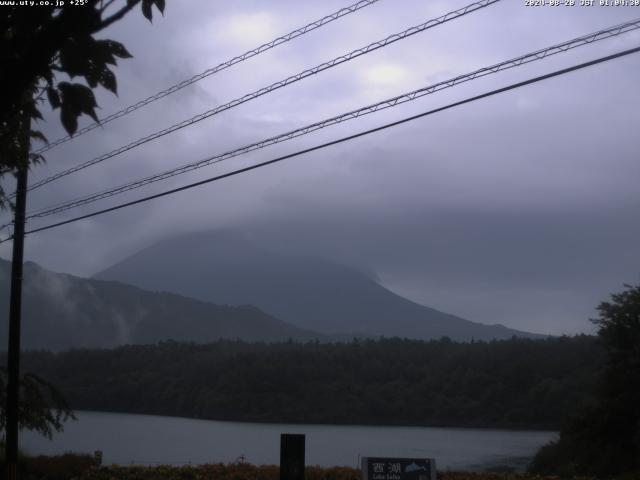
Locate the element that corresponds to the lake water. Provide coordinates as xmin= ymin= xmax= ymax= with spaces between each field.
xmin=20 ymin=411 xmax=556 ymax=472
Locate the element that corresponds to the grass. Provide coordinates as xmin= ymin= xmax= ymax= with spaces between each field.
xmin=1 ymin=456 xmax=609 ymax=480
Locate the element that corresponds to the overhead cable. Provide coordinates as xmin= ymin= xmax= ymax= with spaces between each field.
xmin=32 ymin=0 xmax=384 ymax=156
xmin=6 ymin=45 xmax=637 ymax=242
xmin=25 ymin=17 xmax=640 ymax=220
xmin=23 ymin=0 xmax=500 ymax=194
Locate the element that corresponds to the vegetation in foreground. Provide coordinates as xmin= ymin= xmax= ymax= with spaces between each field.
xmin=529 ymin=284 xmax=640 ymax=478
xmin=71 ymin=464 xmax=604 ymax=480
xmin=0 ymin=456 xmax=610 ymax=480
xmin=0 ymin=369 xmax=74 ymax=441
xmin=5 ymin=285 xmax=639 ymax=479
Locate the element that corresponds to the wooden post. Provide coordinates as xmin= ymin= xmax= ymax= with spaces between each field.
xmin=5 ymin=110 xmax=30 ymax=480
xmin=280 ymin=434 xmax=305 ymax=480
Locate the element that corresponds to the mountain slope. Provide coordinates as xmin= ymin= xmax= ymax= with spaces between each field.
xmin=95 ymin=230 xmax=542 ymax=341
xmin=0 ymin=258 xmax=324 ymax=351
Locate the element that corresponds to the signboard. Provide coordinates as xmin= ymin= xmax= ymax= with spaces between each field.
xmin=280 ymin=434 xmax=305 ymax=480
xmin=361 ymin=457 xmax=436 ymax=480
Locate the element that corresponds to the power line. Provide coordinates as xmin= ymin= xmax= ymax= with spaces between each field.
xmin=7 ymin=45 xmax=637 ymax=242
xmin=32 ymin=0 xmax=383 ymax=156
xmin=22 ymin=0 xmax=500 ymax=194
xmin=25 ymin=17 xmax=640 ymax=220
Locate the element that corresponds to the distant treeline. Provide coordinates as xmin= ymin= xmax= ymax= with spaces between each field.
xmin=20 ymin=336 xmax=602 ymax=429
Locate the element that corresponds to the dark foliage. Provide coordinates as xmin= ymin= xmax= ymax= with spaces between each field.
xmin=529 ymin=284 xmax=640 ymax=478
xmin=0 ymin=0 xmax=165 ymax=208
xmin=0 ymin=367 xmax=75 ymax=440
xmin=17 ymin=453 xmax=96 ymax=480
xmin=20 ymin=336 xmax=601 ymax=430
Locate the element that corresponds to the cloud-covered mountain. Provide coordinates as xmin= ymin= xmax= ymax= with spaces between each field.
xmin=0 ymin=258 xmax=323 ymax=351
xmin=95 ymin=230 xmax=543 ymax=341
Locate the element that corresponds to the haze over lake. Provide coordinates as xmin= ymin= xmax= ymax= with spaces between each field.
xmin=21 ymin=411 xmax=556 ymax=472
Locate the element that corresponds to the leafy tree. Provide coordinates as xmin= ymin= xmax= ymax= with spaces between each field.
xmin=0 ymin=367 xmax=74 ymax=440
xmin=0 ymin=0 xmax=165 ymax=442
xmin=530 ymin=284 xmax=640 ymax=477
xmin=0 ymin=0 xmax=166 ymax=209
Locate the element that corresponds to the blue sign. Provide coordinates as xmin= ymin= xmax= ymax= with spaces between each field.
xmin=361 ymin=457 xmax=436 ymax=480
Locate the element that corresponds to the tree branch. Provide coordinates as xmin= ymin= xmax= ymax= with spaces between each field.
xmin=97 ymin=0 xmax=140 ymax=32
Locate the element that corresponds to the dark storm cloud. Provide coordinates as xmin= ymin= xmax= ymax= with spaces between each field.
xmin=2 ymin=0 xmax=639 ymax=335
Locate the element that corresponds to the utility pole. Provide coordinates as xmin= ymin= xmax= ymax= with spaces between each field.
xmin=5 ymin=109 xmax=30 ymax=480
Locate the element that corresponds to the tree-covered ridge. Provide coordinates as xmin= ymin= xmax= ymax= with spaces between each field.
xmin=0 ymin=259 xmax=325 ymax=350
xmin=530 ymin=284 xmax=640 ymax=477
xmin=0 ymin=0 xmax=165 ymax=208
xmin=21 ymin=336 xmax=600 ymax=430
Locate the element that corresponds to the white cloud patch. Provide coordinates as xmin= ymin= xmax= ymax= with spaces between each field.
xmin=362 ymin=63 xmax=411 ymax=87
xmin=214 ymin=12 xmax=279 ymax=49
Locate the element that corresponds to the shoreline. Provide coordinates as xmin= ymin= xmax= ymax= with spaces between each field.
xmin=68 ymin=409 xmax=560 ymax=434
xmin=22 ymin=411 xmax=555 ymax=472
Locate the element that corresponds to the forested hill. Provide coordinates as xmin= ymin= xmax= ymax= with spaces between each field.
xmin=22 ymin=336 xmax=601 ymax=430
xmin=0 ymin=259 xmax=324 ymax=350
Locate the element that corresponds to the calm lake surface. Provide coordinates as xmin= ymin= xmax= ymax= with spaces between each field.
xmin=20 ymin=411 xmax=556 ymax=471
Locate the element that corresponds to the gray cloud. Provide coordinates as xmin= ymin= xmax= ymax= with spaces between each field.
xmin=2 ymin=0 xmax=639 ymax=335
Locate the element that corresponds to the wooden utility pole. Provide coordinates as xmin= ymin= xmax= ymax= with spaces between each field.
xmin=5 ymin=110 xmax=30 ymax=480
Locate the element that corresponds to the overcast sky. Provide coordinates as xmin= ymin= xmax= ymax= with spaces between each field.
xmin=2 ymin=0 xmax=640 ymax=336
